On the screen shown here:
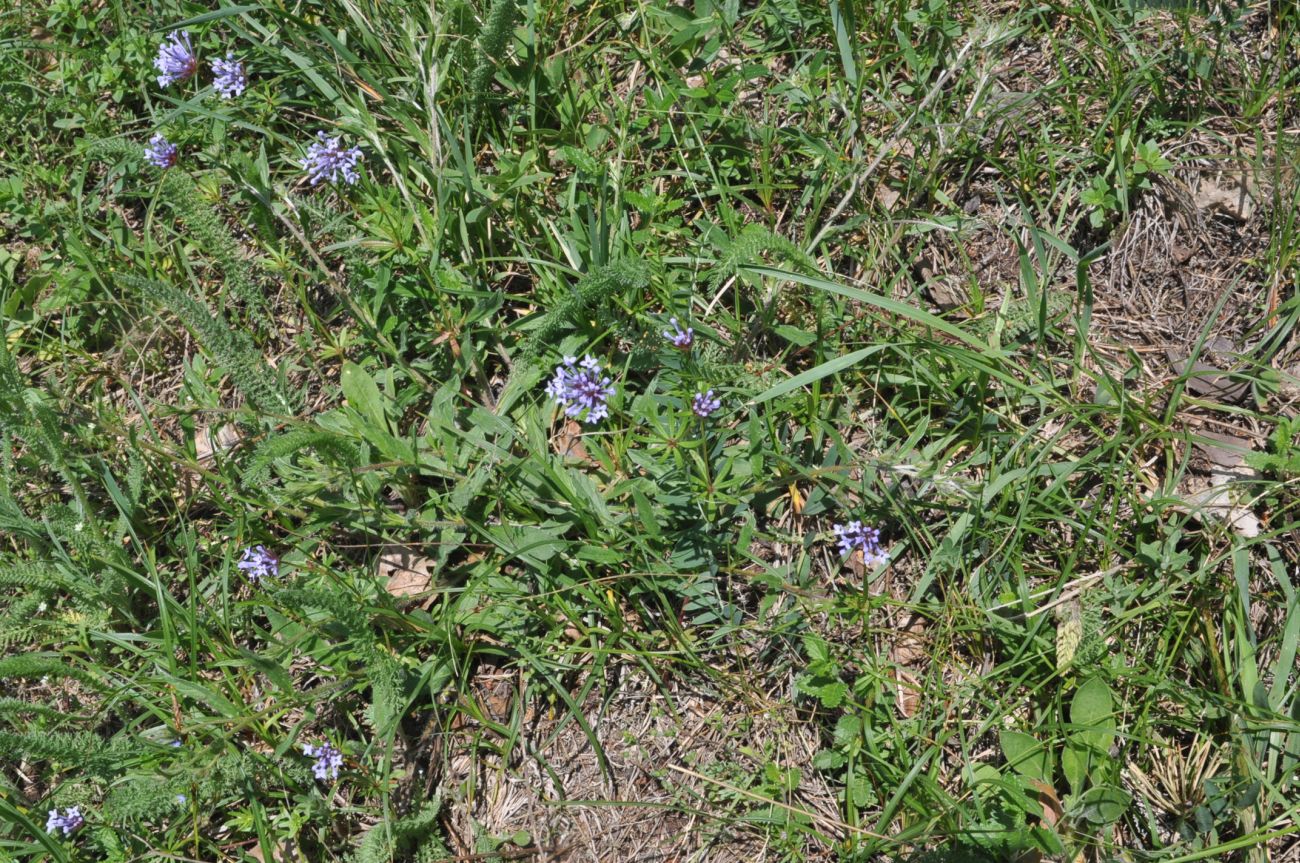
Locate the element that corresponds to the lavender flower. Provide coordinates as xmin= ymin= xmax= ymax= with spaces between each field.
xmin=175 ymin=794 xmax=188 ymax=805
xmin=832 ymin=521 xmax=888 ymax=567
xmin=545 ymin=355 xmax=616 ymax=424
xmin=236 ymin=545 xmax=278 ymax=583
xmin=301 ymin=132 xmax=363 ymax=186
xmin=303 ymin=741 xmax=343 ymax=781
xmin=692 ymin=390 xmax=722 ymax=418
xmin=144 ymin=134 xmax=178 ymax=169
xmin=45 ymin=806 xmax=84 ymax=836
xmin=211 ymin=52 xmax=247 ymax=98
xmin=154 ymin=31 xmax=198 ymax=88
xmin=663 ymin=317 xmax=694 ymax=349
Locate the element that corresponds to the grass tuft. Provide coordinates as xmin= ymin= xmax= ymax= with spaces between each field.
xmin=1 ymin=0 xmax=1298 ymax=860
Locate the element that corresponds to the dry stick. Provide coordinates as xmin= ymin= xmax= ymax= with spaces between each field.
xmin=983 ymin=567 xmax=1121 ymax=618
xmin=275 ymin=188 xmax=498 ymax=409
xmin=666 ymin=763 xmax=889 ymax=841
xmin=262 ymin=187 xmax=438 ymax=392
xmin=804 ymin=32 xmax=980 ymax=256
xmin=435 ymin=845 xmax=564 ymax=861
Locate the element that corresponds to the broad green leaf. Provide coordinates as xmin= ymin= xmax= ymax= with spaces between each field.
xmin=575 ymin=545 xmax=624 ymax=564
xmin=341 ymin=362 xmax=388 ymax=431
xmin=165 ymin=5 xmax=260 ymax=28
xmin=281 ymin=47 xmax=341 ymax=102
xmin=833 ymin=713 xmax=863 ymax=748
xmin=1071 ymin=676 xmax=1117 ymax=752
xmin=1076 ymin=784 xmax=1131 ymax=823
xmin=751 ymin=345 xmax=884 ymax=404
xmin=485 ymin=523 xmax=567 ymax=567
xmin=848 ymin=773 xmax=876 ymax=806
xmin=1030 ymin=824 xmax=1066 ymax=857
xmin=743 ymin=265 xmax=1007 ymax=354
xmin=1061 ymin=743 xmax=1088 ymax=793
xmin=1000 ymin=729 xmax=1050 ymax=782
xmin=813 ymin=749 xmax=846 ymax=770
xmin=802 ymin=634 xmax=832 ymax=664
xmin=162 ymin=675 xmax=242 ymax=719
xmin=773 ymin=324 xmax=817 ymax=346
xmin=816 ymin=681 xmax=848 ymax=708
xmin=828 ymin=0 xmax=858 ymax=84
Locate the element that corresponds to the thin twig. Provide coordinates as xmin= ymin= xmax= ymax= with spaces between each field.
xmin=666 ymin=763 xmax=889 ymax=840
xmin=804 ymin=32 xmax=980 ymax=254
xmin=261 ymin=186 xmax=432 ymax=389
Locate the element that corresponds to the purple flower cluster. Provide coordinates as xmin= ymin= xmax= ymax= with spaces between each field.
xmin=237 ymin=545 xmax=279 ymax=583
xmin=144 ymin=134 xmax=178 ymax=169
xmin=147 ymin=31 xmax=253 ymax=169
xmin=546 ymin=355 xmax=616 ymax=424
xmin=45 ymin=806 xmax=84 ymax=836
xmin=302 ymin=132 xmax=364 ymax=186
xmin=303 ymin=741 xmax=343 ymax=781
xmin=211 ymin=52 xmax=247 ymax=98
xmin=154 ymin=31 xmax=198 ymax=88
xmin=147 ymin=29 xmax=365 ymax=187
xmin=154 ymin=31 xmax=248 ymax=96
xmin=663 ymin=317 xmax=694 ymax=349
xmin=832 ymin=521 xmax=888 ymax=567
xmin=692 ymin=390 xmax=721 ymax=418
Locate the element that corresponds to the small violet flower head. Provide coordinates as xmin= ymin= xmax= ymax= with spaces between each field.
xmin=144 ymin=134 xmax=178 ymax=169
xmin=154 ymin=31 xmax=198 ymax=88
xmin=211 ymin=52 xmax=247 ymax=98
xmin=692 ymin=390 xmax=721 ymax=418
xmin=832 ymin=521 xmax=888 ymax=567
xmin=545 ymin=355 xmax=616 ymax=424
xmin=175 ymin=793 xmax=188 ymax=805
xmin=236 ymin=545 xmax=279 ymax=583
xmin=303 ymin=741 xmax=343 ymax=781
xmin=663 ymin=317 xmax=694 ymax=349
xmin=302 ymin=131 xmax=363 ymax=186
xmin=45 ymin=806 xmax=84 ymax=836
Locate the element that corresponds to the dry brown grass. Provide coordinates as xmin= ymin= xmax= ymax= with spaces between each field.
xmin=428 ymin=662 xmax=840 ymax=862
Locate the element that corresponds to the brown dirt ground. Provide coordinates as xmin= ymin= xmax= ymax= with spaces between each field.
xmin=426 ymin=663 xmax=843 ymax=863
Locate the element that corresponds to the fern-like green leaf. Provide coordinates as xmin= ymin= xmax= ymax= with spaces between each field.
xmin=118 ymin=273 xmax=294 ymax=416
xmin=83 ymin=136 xmax=270 ymax=327
xmin=350 ymin=798 xmax=445 ymax=863
xmin=0 ymin=653 xmax=107 ymax=690
xmin=521 ymin=260 xmax=653 ymax=362
xmin=707 ymin=224 xmax=819 ymax=293
xmin=159 ymin=171 xmax=272 ymax=328
xmin=469 ymin=0 xmax=517 ymax=106
xmin=244 ymin=425 xmax=361 ymax=489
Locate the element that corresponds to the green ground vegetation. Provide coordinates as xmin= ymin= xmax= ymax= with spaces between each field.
xmin=1 ymin=0 xmax=1299 ymax=860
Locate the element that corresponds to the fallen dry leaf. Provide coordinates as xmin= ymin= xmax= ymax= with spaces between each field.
xmin=247 ymin=838 xmax=303 ymax=863
xmin=1192 ymin=172 xmax=1256 ymax=222
xmin=376 ymin=544 xmax=436 ymax=599
xmin=1183 ymin=469 xmax=1261 ymax=538
xmin=890 ymin=615 xmax=928 ymax=719
xmin=195 ymin=424 xmax=240 ymax=465
xmin=890 ymin=614 xmax=929 ymax=667
xmin=1169 ymin=434 xmax=1261 ymax=538
xmin=1028 ymin=777 xmax=1063 ymax=828
xmin=874 ymin=181 xmax=901 ymax=212
xmin=891 ymin=667 xmax=920 ymax=719
xmin=1166 ymin=351 xmax=1252 ymax=404
xmin=553 ymin=419 xmax=594 ymax=464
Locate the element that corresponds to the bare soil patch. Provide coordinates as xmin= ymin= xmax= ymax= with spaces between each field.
xmin=432 ymin=662 xmax=840 ymax=862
